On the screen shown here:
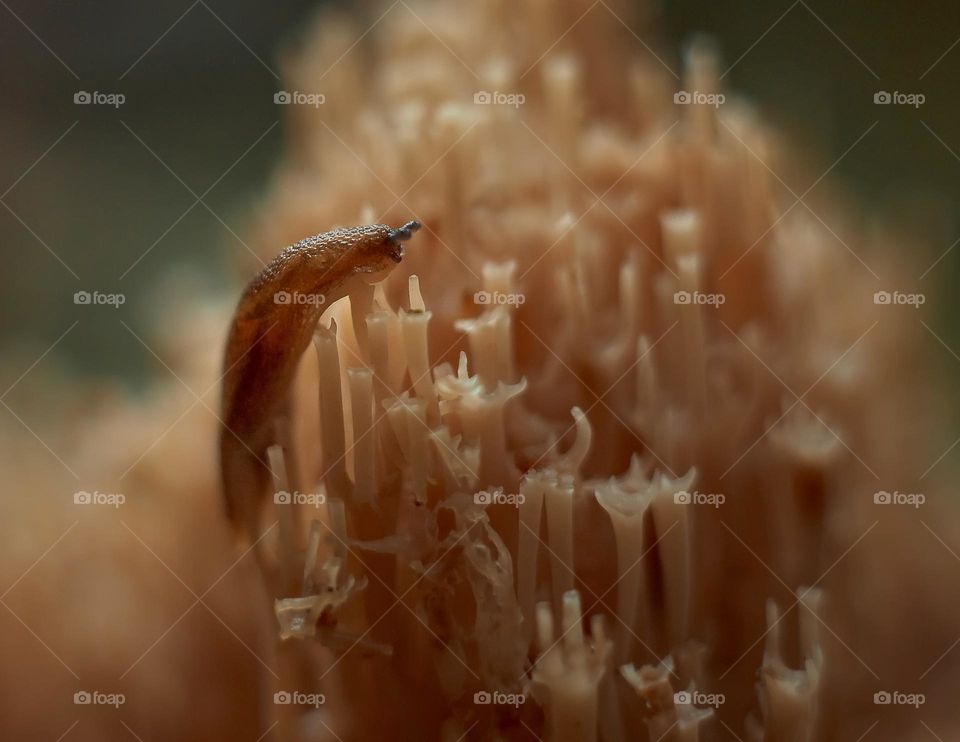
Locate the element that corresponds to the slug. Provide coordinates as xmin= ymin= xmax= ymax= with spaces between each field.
xmin=220 ymin=220 xmax=420 ymax=539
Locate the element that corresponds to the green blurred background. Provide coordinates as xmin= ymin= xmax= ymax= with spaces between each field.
xmin=1 ymin=0 xmax=957 ymax=385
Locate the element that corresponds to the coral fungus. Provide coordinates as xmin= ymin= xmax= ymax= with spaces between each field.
xmin=216 ymin=1 xmax=950 ymax=740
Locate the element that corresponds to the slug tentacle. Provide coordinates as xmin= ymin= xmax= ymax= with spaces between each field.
xmin=387 ymin=219 xmax=421 ymax=260
xmin=219 ymin=221 xmax=419 ymax=541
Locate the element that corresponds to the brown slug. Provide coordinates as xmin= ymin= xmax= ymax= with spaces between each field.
xmin=220 ymin=220 xmax=420 ymax=540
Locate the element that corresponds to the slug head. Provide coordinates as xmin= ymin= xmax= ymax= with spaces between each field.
xmin=349 ymin=220 xmax=421 ymax=278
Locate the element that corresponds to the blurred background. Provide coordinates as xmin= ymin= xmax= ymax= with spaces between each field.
xmin=1 ymin=0 xmax=957 ymax=386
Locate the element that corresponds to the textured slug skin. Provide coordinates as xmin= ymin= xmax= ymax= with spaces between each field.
xmin=219 ymin=222 xmax=418 ymax=540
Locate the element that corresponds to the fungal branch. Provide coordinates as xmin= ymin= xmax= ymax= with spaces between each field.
xmin=532 ymin=591 xmax=612 ymax=742
xmin=591 ymin=458 xmax=696 ymax=660
xmin=747 ymin=588 xmax=825 ymax=741
xmin=620 ymin=655 xmax=715 ymax=742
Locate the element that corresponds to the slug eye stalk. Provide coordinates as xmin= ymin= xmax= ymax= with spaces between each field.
xmin=387 ymin=220 xmax=421 ymax=261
